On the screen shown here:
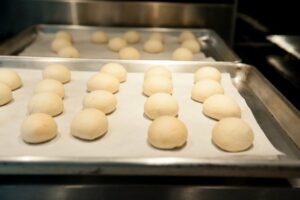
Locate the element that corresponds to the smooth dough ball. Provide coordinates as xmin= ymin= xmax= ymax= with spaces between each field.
xmin=43 ymin=64 xmax=71 ymax=84
xmin=172 ymin=47 xmax=193 ymax=61
xmin=149 ymin=32 xmax=164 ymax=43
xmin=0 ymin=82 xmax=12 ymax=106
xmin=71 ymin=108 xmax=108 ymax=140
xmin=144 ymin=66 xmax=172 ymax=80
xmin=194 ymin=67 xmax=221 ymax=83
xmin=123 ymin=30 xmax=140 ymax=44
xmin=119 ymin=47 xmax=140 ymax=60
xmin=54 ymin=31 xmax=73 ymax=43
xmin=51 ymin=38 xmax=72 ymax=52
xmin=212 ymin=117 xmax=254 ymax=152
xmin=100 ymin=63 xmax=127 ymax=83
xmin=108 ymin=37 xmax=127 ymax=52
xmin=178 ymin=30 xmax=196 ymax=43
xmin=34 ymin=79 xmax=65 ymax=99
xmin=148 ymin=116 xmax=188 ymax=149
xmin=143 ymin=76 xmax=173 ymax=96
xmin=83 ymin=90 xmax=117 ymax=114
xmin=191 ymin=80 xmax=224 ymax=103
xmin=90 ymin=31 xmax=109 ymax=44
xmin=203 ymin=94 xmax=241 ymax=120
xmin=144 ymin=93 xmax=179 ymax=120
xmin=87 ymin=72 xmax=120 ymax=93
xmin=57 ymin=46 xmax=80 ymax=58
xmin=28 ymin=93 xmax=64 ymax=117
xmin=143 ymin=39 xmax=164 ymax=54
xmin=0 ymin=69 xmax=22 ymax=90
xmin=181 ymin=39 xmax=201 ymax=54
xmin=21 ymin=113 xmax=57 ymax=144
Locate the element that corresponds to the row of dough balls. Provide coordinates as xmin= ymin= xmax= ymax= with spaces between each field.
xmin=51 ymin=31 xmax=80 ymax=58
xmin=0 ymin=69 xmax=23 ymax=106
xmin=142 ymin=66 xmax=188 ymax=150
xmin=191 ymin=66 xmax=254 ymax=152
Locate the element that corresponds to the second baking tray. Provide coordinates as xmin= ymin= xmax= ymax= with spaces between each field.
xmin=0 ymin=24 xmax=240 ymax=62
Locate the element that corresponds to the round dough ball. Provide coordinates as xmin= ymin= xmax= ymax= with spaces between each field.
xmin=191 ymin=80 xmax=224 ymax=103
xmin=172 ymin=47 xmax=193 ymax=61
xmin=108 ymin=37 xmax=127 ymax=52
xmin=54 ymin=31 xmax=73 ymax=43
xmin=71 ymin=108 xmax=108 ymax=140
xmin=34 ymin=79 xmax=65 ymax=99
xmin=83 ymin=90 xmax=117 ymax=114
xmin=51 ymin=38 xmax=72 ymax=52
xmin=0 ymin=69 xmax=22 ymax=90
xmin=100 ymin=63 xmax=127 ymax=83
xmin=87 ymin=72 xmax=120 ymax=93
xmin=144 ymin=93 xmax=179 ymax=120
xmin=43 ymin=64 xmax=71 ymax=84
xmin=143 ymin=39 xmax=164 ymax=54
xmin=21 ymin=113 xmax=57 ymax=144
xmin=148 ymin=116 xmax=188 ymax=149
xmin=119 ymin=47 xmax=140 ymax=60
xmin=28 ymin=93 xmax=64 ymax=117
xmin=57 ymin=46 xmax=80 ymax=58
xmin=143 ymin=76 xmax=172 ymax=96
xmin=90 ymin=31 xmax=109 ymax=44
xmin=178 ymin=30 xmax=196 ymax=43
xmin=0 ymin=82 xmax=12 ymax=106
xmin=123 ymin=30 xmax=140 ymax=44
xmin=144 ymin=66 xmax=172 ymax=80
xmin=181 ymin=39 xmax=201 ymax=54
xmin=149 ymin=32 xmax=164 ymax=43
xmin=203 ymin=94 xmax=241 ymax=120
xmin=212 ymin=117 xmax=254 ymax=152
xmin=194 ymin=67 xmax=221 ymax=83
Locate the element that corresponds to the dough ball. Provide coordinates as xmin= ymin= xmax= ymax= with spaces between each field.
xmin=43 ymin=64 xmax=71 ymax=84
xmin=57 ymin=46 xmax=80 ymax=58
xmin=191 ymin=80 xmax=224 ymax=103
xmin=83 ymin=90 xmax=117 ymax=114
xmin=149 ymin=32 xmax=164 ymax=43
xmin=144 ymin=66 xmax=172 ymax=80
xmin=0 ymin=69 xmax=22 ymax=90
xmin=123 ymin=30 xmax=140 ymax=44
xmin=100 ymin=62 xmax=127 ymax=83
xmin=143 ymin=76 xmax=173 ymax=96
xmin=51 ymin=38 xmax=72 ymax=52
xmin=178 ymin=30 xmax=196 ymax=43
xmin=194 ymin=67 xmax=221 ymax=83
xmin=28 ymin=92 xmax=64 ymax=117
xmin=90 ymin=31 xmax=109 ymax=44
xmin=119 ymin=47 xmax=140 ymax=60
xmin=212 ymin=117 xmax=254 ymax=152
xmin=21 ymin=113 xmax=57 ymax=144
xmin=71 ymin=108 xmax=108 ymax=140
xmin=87 ymin=72 xmax=120 ymax=93
xmin=144 ymin=93 xmax=179 ymax=120
xmin=181 ymin=39 xmax=201 ymax=54
xmin=0 ymin=82 xmax=12 ymax=106
xmin=203 ymin=94 xmax=241 ymax=120
xmin=34 ymin=79 xmax=65 ymax=99
xmin=148 ymin=116 xmax=188 ymax=149
xmin=172 ymin=47 xmax=193 ymax=61
xmin=54 ymin=31 xmax=73 ymax=43
xmin=108 ymin=37 xmax=127 ymax=52
xmin=143 ymin=39 xmax=164 ymax=54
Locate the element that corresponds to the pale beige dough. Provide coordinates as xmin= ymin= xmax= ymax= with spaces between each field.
xmin=144 ymin=66 xmax=172 ymax=80
xmin=90 ymin=31 xmax=109 ymax=44
xmin=181 ymin=39 xmax=201 ymax=54
xmin=34 ymin=79 xmax=65 ymax=99
xmin=143 ymin=76 xmax=173 ymax=96
xmin=57 ymin=46 xmax=80 ymax=58
xmin=143 ymin=39 xmax=164 ymax=53
xmin=100 ymin=62 xmax=127 ymax=83
xmin=0 ymin=69 xmax=22 ymax=90
xmin=194 ymin=67 xmax=221 ymax=83
xmin=178 ymin=30 xmax=196 ymax=43
xmin=87 ymin=72 xmax=120 ymax=93
xmin=54 ymin=31 xmax=73 ymax=43
xmin=191 ymin=79 xmax=224 ymax=103
xmin=108 ymin=37 xmax=127 ymax=52
xmin=51 ymin=38 xmax=72 ymax=52
xmin=123 ymin=30 xmax=140 ymax=44
xmin=0 ymin=82 xmax=12 ymax=106
xmin=83 ymin=90 xmax=117 ymax=114
xmin=149 ymin=32 xmax=164 ymax=43
xmin=119 ymin=47 xmax=140 ymax=60
xmin=172 ymin=47 xmax=193 ymax=61
xmin=42 ymin=64 xmax=71 ymax=84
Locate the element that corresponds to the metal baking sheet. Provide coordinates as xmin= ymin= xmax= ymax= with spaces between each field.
xmin=0 ymin=56 xmax=299 ymax=177
xmin=0 ymin=24 xmax=240 ymax=62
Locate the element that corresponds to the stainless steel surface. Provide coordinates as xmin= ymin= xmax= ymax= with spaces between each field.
xmin=0 ymin=24 xmax=240 ymax=62
xmin=0 ymin=56 xmax=299 ymax=177
xmin=0 ymin=0 xmax=237 ymax=45
xmin=267 ymin=35 xmax=300 ymax=60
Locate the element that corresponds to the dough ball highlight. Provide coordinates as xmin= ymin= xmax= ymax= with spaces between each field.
xmin=123 ymin=30 xmax=140 ymax=44
xmin=149 ymin=32 xmax=164 ymax=43
xmin=172 ymin=47 xmax=193 ymax=61
xmin=191 ymin=79 xmax=224 ymax=103
xmin=54 ymin=31 xmax=73 ymax=43
xmin=108 ymin=37 xmax=127 ymax=52
xmin=0 ymin=82 xmax=12 ymax=106
xmin=57 ymin=46 xmax=80 ymax=58
xmin=51 ymin=38 xmax=72 ymax=53
xmin=100 ymin=62 xmax=127 ymax=83
xmin=87 ymin=72 xmax=120 ymax=93
xmin=181 ymin=39 xmax=201 ymax=54
xmin=143 ymin=76 xmax=173 ymax=96
xmin=90 ymin=31 xmax=109 ymax=44
xmin=0 ymin=69 xmax=22 ymax=90
xmin=178 ymin=30 xmax=196 ymax=43
xmin=144 ymin=66 xmax=172 ymax=80
xmin=83 ymin=90 xmax=117 ymax=114
xmin=34 ymin=79 xmax=65 ymax=99
xmin=143 ymin=39 xmax=164 ymax=53
xmin=43 ymin=64 xmax=71 ymax=84
xmin=194 ymin=67 xmax=221 ymax=83
xmin=119 ymin=47 xmax=140 ymax=60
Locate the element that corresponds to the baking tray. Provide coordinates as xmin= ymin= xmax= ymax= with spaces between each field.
xmin=0 ymin=24 xmax=240 ymax=62
xmin=0 ymin=56 xmax=299 ymax=177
